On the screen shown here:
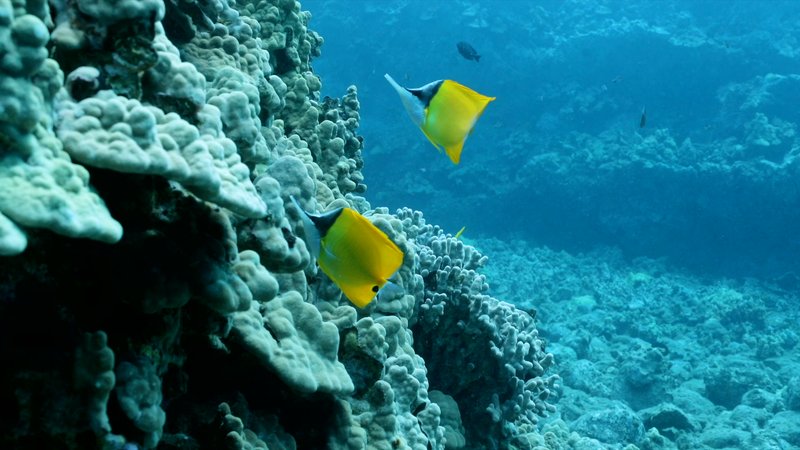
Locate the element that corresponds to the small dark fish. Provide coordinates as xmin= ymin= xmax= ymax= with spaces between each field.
xmin=457 ymin=41 xmax=481 ymax=62
xmin=639 ymin=106 xmax=647 ymax=128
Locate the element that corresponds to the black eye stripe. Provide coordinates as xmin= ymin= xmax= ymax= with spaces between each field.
xmin=372 ymin=285 xmax=379 ymax=292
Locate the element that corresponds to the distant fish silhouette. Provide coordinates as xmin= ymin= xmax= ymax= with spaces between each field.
xmin=639 ymin=106 xmax=647 ymax=128
xmin=457 ymin=41 xmax=481 ymax=62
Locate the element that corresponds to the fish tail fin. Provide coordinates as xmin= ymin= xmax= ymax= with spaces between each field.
xmin=445 ymin=141 xmax=465 ymax=164
xmin=289 ymin=195 xmax=321 ymax=259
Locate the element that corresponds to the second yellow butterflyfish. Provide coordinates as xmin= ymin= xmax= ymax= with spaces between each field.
xmin=291 ymin=196 xmax=404 ymax=308
xmin=385 ymin=73 xmax=495 ymax=164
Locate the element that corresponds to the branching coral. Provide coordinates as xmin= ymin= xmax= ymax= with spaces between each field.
xmin=397 ymin=208 xmax=557 ymax=448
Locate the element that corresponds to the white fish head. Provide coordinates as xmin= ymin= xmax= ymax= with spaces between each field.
xmin=385 ymin=73 xmax=426 ymax=127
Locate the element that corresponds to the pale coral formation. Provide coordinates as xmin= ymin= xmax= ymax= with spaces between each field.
xmin=744 ymin=112 xmax=795 ymax=156
xmin=76 ymin=0 xmax=164 ymax=25
xmin=0 ymin=0 xmax=122 ymax=253
xmin=240 ymin=0 xmax=321 ymax=76
xmin=0 ymin=129 xmax=123 ymax=246
xmin=717 ymin=73 xmax=800 ymax=111
xmin=146 ymin=29 xmax=207 ymax=112
xmin=0 ymin=212 xmax=26 ymax=255
xmin=207 ymin=66 xmax=269 ymax=164
xmin=237 ymin=171 xmax=312 ymax=274
xmin=115 ymin=360 xmax=167 ymax=449
xmin=212 ymin=402 xmax=271 ymax=450
xmin=231 ymin=291 xmax=354 ymax=395
xmin=233 ymin=250 xmax=279 ymax=302
xmin=56 ymin=90 xmax=267 ymax=218
xmin=0 ymin=0 xmax=556 ymax=449
xmin=73 ymin=331 xmax=116 ymax=436
xmin=397 ymin=209 xmax=557 ymax=448
xmin=480 ymin=237 xmax=800 ymax=449
xmin=430 ymin=390 xmax=466 ymax=449
xmin=352 ymin=357 xmax=444 ymax=450
xmin=342 ymin=314 xmax=446 ymax=449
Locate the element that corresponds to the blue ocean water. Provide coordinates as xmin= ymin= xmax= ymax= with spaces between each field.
xmin=305 ymin=0 xmax=800 ymax=280
xmin=5 ymin=0 xmax=800 ymax=447
xmin=305 ymin=1 xmax=800 ymax=448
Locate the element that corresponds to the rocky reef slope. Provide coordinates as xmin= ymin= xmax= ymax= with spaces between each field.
xmin=0 ymin=0 xmax=555 ymax=449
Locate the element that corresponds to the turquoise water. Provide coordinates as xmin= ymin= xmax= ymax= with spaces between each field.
xmin=1 ymin=0 xmax=799 ymax=448
xmin=307 ymin=0 xmax=800 ymax=279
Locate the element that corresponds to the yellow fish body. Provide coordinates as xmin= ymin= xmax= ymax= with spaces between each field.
xmin=291 ymin=197 xmax=404 ymax=308
xmin=385 ymin=74 xmax=495 ymax=164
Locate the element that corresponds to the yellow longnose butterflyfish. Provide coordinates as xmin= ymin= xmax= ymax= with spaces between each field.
xmin=385 ymin=73 xmax=495 ymax=164
xmin=291 ymin=196 xmax=404 ymax=308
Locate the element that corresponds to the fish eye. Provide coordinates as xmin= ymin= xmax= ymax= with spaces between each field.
xmin=372 ymin=285 xmax=379 ymax=293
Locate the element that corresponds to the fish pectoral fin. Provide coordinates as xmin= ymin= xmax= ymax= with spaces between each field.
xmin=444 ymin=140 xmax=466 ymax=164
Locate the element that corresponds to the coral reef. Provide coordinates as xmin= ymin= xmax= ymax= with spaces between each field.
xmin=478 ymin=237 xmax=800 ymax=449
xmin=0 ymin=0 xmax=122 ymax=255
xmin=0 ymin=1 xmax=552 ymax=450
xmin=383 ymin=123 xmax=800 ymax=278
xmin=399 ymin=210 xmax=557 ymax=448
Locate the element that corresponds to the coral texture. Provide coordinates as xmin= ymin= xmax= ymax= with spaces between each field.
xmin=0 ymin=1 xmax=552 ymax=449
xmin=399 ymin=209 xmax=558 ymax=449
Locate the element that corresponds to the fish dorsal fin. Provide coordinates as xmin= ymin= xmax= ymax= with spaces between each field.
xmin=407 ymin=80 xmax=443 ymax=106
xmin=385 ymin=74 xmax=442 ymax=128
xmin=290 ymin=195 xmax=343 ymax=259
xmin=308 ymin=208 xmax=343 ymax=236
